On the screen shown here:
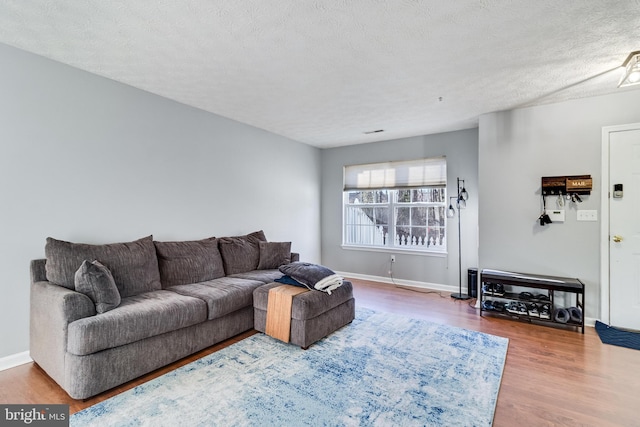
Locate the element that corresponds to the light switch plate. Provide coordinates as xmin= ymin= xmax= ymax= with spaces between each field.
xmin=577 ymin=210 xmax=598 ymax=221
xmin=545 ymin=209 xmax=565 ymax=222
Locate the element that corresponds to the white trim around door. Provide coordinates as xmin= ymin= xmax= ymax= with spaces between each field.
xmin=600 ymin=122 xmax=640 ymax=324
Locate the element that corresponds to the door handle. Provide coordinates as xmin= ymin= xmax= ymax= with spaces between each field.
xmin=613 ymin=235 xmax=623 ymax=243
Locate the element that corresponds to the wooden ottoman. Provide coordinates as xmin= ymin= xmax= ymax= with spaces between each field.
xmin=253 ymin=281 xmax=355 ymax=349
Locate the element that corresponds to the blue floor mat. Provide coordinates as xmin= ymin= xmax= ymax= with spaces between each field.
xmin=595 ymin=321 xmax=640 ymax=351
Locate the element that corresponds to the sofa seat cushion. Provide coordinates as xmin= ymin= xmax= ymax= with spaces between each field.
xmin=168 ymin=277 xmax=264 ymax=320
xmin=253 ymin=281 xmax=354 ymax=320
xmin=228 ymin=269 xmax=284 ymax=284
xmin=67 ymin=290 xmax=207 ymax=356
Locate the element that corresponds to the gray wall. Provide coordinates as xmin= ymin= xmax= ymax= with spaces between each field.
xmin=0 ymin=43 xmax=321 ymax=359
xmin=479 ymin=89 xmax=640 ymax=319
xmin=321 ymin=129 xmax=479 ymax=289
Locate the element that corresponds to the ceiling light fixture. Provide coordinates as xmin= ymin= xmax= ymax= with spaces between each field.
xmin=618 ymin=51 xmax=640 ymax=88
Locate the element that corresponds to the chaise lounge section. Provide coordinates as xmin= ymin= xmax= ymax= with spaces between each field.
xmin=253 ymin=281 xmax=355 ymax=349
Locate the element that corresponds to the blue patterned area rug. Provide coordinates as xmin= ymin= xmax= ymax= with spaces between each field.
xmin=71 ymin=308 xmax=508 ymax=427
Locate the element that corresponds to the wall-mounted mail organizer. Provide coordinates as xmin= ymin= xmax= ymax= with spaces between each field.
xmin=541 ymin=175 xmax=592 ymax=196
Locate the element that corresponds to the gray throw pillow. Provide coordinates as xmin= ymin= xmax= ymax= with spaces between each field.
xmin=218 ymin=230 xmax=267 ymax=275
xmin=45 ymin=235 xmax=162 ymax=298
xmin=257 ymin=241 xmax=292 ymax=270
xmin=74 ymin=260 xmax=121 ymax=314
xmin=154 ymin=237 xmax=225 ymax=287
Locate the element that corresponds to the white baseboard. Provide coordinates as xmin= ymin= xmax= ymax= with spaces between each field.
xmin=336 ymin=271 xmax=458 ymax=294
xmin=0 ymin=351 xmax=32 ymax=371
xmin=338 ymin=271 xmax=596 ymax=328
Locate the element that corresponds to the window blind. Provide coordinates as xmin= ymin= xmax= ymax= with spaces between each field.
xmin=343 ymin=157 xmax=446 ymax=190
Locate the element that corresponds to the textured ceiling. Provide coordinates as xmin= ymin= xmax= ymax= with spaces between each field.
xmin=0 ymin=1 xmax=639 ymax=148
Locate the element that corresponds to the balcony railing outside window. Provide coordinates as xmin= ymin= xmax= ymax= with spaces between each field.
xmin=343 ymin=187 xmax=446 ymax=253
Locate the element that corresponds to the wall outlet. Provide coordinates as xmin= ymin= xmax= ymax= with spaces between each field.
xmin=390 ymin=255 xmax=396 ymax=263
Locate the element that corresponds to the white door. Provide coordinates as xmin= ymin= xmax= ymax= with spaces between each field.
xmin=610 ymin=127 xmax=640 ymax=330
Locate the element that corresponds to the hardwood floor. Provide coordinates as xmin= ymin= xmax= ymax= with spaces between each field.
xmin=2 ymin=278 xmax=638 ymax=426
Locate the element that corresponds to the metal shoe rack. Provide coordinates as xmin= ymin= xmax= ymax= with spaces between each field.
xmin=479 ymin=269 xmax=585 ymax=334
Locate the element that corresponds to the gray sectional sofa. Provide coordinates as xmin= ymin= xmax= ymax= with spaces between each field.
xmin=29 ymin=231 xmax=300 ymax=399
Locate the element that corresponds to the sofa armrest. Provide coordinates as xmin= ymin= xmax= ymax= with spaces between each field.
xmin=30 ymin=259 xmax=48 ymax=283
xmin=291 ymin=252 xmax=300 ymax=262
xmin=31 ymin=280 xmax=96 ymax=323
xmin=30 ymin=280 xmax=96 ymax=387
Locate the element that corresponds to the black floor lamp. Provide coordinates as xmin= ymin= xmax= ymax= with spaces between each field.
xmin=448 ymin=177 xmax=471 ymax=300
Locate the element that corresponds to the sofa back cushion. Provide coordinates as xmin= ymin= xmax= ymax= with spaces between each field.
xmin=45 ymin=235 xmax=162 ymax=298
xmin=257 ymin=241 xmax=292 ymax=270
xmin=154 ymin=237 xmax=225 ymax=287
xmin=218 ymin=230 xmax=267 ymax=275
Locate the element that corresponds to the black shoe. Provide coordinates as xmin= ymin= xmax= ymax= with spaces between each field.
xmin=517 ymin=302 xmax=528 ymax=316
xmin=506 ymin=302 xmax=519 ymax=314
xmin=539 ymin=304 xmax=551 ymax=320
xmin=492 ymin=301 xmax=506 ymax=312
xmin=519 ymin=292 xmax=534 ymax=301
xmin=482 ymin=300 xmax=495 ymax=311
xmin=533 ymin=293 xmax=549 ymax=301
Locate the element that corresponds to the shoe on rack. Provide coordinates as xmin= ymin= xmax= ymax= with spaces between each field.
xmin=527 ymin=303 xmax=540 ymax=317
xmin=493 ymin=284 xmax=505 ymax=296
xmin=519 ymin=292 xmax=534 ymax=300
xmin=492 ymin=301 xmax=506 ymax=312
xmin=517 ymin=302 xmax=528 ymax=316
xmin=506 ymin=302 xmax=519 ymax=314
xmin=482 ymin=300 xmax=495 ymax=311
xmin=554 ymin=308 xmax=570 ymax=324
xmin=568 ymin=307 xmax=582 ymax=324
xmin=539 ymin=304 xmax=551 ymax=320
xmin=482 ymin=284 xmax=494 ymax=295
xmin=533 ymin=293 xmax=550 ymax=301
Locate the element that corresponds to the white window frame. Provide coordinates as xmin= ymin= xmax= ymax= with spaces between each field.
xmin=342 ymin=157 xmax=448 ymax=255
xmin=342 ymin=187 xmax=447 ymax=254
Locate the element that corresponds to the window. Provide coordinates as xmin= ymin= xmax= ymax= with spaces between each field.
xmin=342 ymin=158 xmax=447 ymax=253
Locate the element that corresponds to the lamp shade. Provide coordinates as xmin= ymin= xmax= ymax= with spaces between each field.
xmin=460 ymin=186 xmax=469 ymax=201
